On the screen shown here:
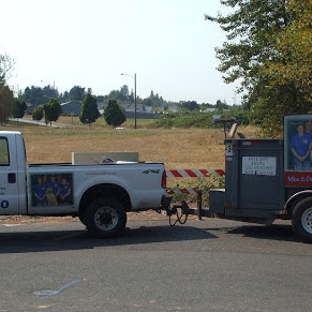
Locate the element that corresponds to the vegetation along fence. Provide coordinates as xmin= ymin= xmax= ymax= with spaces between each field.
xmin=166 ymin=168 xmax=225 ymax=195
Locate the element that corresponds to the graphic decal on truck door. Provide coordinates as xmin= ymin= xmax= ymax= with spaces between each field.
xmin=31 ymin=173 xmax=73 ymax=207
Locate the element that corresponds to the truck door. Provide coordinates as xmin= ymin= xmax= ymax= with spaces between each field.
xmin=0 ymin=134 xmax=26 ymax=214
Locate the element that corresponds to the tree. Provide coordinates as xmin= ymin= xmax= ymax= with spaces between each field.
xmin=104 ymin=99 xmax=126 ymax=127
xmin=23 ymin=86 xmax=45 ymax=106
xmin=145 ymin=90 xmax=163 ymax=107
xmin=181 ymin=101 xmax=199 ymax=111
xmin=215 ymin=99 xmax=229 ymax=110
xmin=12 ymin=99 xmax=27 ymax=120
xmin=43 ymin=98 xmax=62 ymax=126
xmin=256 ymin=0 xmax=312 ymax=135
xmin=79 ymin=93 xmax=100 ymax=126
xmin=32 ymin=106 xmax=44 ymax=121
xmin=267 ymin=1 xmax=312 ymax=90
xmin=206 ymin=0 xmax=288 ymax=88
xmin=120 ymin=85 xmax=130 ymax=101
xmin=0 ymin=53 xmax=15 ymax=124
xmin=0 ymin=53 xmax=15 ymax=87
xmin=205 ymin=0 xmax=294 ymax=135
xmin=0 ymin=86 xmax=13 ymax=124
xmin=42 ymin=85 xmax=58 ymax=101
xmin=69 ymin=86 xmax=86 ymax=101
xmin=107 ymin=85 xmax=130 ymax=102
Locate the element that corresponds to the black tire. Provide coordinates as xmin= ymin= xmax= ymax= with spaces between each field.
xmin=292 ymin=197 xmax=312 ymax=242
xmin=84 ymin=197 xmax=127 ymax=237
xmin=78 ymin=212 xmax=88 ymax=227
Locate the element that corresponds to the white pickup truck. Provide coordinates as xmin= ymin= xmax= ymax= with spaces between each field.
xmin=0 ymin=131 xmax=170 ymax=237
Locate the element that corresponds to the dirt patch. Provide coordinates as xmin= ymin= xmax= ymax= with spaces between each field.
xmin=0 ymin=211 xmax=169 ymax=225
xmin=0 ymin=215 xmax=77 ymax=225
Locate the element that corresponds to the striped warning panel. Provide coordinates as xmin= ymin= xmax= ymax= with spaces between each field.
xmin=166 ymin=187 xmax=198 ymax=195
xmin=166 ymin=169 xmax=225 ymax=178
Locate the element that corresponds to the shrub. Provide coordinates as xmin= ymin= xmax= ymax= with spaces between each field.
xmin=169 ymin=173 xmax=225 ymax=205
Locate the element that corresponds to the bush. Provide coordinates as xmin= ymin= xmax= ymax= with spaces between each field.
xmin=169 ymin=174 xmax=225 ymax=205
xmin=154 ymin=112 xmax=215 ymax=129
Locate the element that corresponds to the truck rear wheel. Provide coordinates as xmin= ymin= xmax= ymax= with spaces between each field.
xmin=292 ymin=197 xmax=312 ymax=242
xmin=84 ymin=197 xmax=127 ymax=237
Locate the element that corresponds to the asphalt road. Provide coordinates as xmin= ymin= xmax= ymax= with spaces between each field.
xmin=0 ymin=218 xmax=311 ymax=312
xmin=9 ymin=117 xmax=74 ymax=128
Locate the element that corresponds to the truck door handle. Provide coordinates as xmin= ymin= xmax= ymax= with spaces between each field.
xmin=8 ymin=173 xmax=16 ymax=183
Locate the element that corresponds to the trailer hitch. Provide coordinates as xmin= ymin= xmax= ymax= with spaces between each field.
xmin=165 ymin=201 xmax=189 ymax=226
xmin=161 ymin=194 xmax=205 ymax=226
xmin=164 ymin=189 xmax=212 ymax=225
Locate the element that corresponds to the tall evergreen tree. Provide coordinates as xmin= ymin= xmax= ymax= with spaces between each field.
xmin=12 ymin=99 xmax=27 ymax=120
xmin=104 ymin=100 xmax=126 ymax=127
xmin=43 ymin=98 xmax=62 ymax=126
xmin=69 ymin=86 xmax=86 ymax=101
xmin=0 ymin=86 xmax=13 ymax=124
xmin=79 ymin=93 xmax=100 ymax=126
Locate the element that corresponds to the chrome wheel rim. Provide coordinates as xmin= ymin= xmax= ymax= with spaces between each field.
xmin=94 ymin=207 xmax=118 ymax=231
xmin=301 ymin=207 xmax=312 ymax=234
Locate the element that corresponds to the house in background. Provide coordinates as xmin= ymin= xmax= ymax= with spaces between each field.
xmin=26 ymin=101 xmax=82 ymax=116
xmin=60 ymin=102 xmax=81 ymax=116
xmin=120 ymin=103 xmax=158 ymax=119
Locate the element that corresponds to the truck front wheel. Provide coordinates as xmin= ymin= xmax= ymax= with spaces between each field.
xmin=292 ymin=197 xmax=312 ymax=242
xmin=84 ymin=197 xmax=127 ymax=237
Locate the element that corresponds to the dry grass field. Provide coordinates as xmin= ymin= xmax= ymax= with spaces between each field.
xmin=2 ymin=116 xmax=258 ymax=169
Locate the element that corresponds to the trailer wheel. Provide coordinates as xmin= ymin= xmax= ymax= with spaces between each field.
xmin=292 ymin=197 xmax=312 ymax=242
xmin=84 ymin=197 xmax=127 ymax=237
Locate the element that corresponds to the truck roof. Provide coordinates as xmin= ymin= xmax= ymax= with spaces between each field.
xmin=0 ymin=131 xmax=22 ymax=135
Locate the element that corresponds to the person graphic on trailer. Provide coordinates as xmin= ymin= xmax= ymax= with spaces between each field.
xmin=33 ymin=176 xmax=47 ymax=206
xmin=290 ymin=123 xmax=312 ymax=170
xmin=59 ymin=177 xmax=72 ymax=205
xmin=305 ymin=120 xmax=312 ymax=135
xmin=304 ymin=120 xmax=312 ymax=165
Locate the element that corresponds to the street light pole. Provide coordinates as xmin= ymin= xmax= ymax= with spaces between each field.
xmin=134 ymin=73 xmax=137 ymax=129
xmin=121 ymin=73 xmax=137 ymax=129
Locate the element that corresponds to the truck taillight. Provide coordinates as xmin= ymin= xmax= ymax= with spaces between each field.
xmin=162 ymin=170 xmax=167 ymax=189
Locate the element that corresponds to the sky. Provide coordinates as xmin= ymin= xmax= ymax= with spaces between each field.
xmin=1 ymin=0 xmax=239 ymax=105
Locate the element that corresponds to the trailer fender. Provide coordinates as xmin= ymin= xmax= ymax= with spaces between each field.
xmin=291 ymin=197 xmax=312 ymax=242
xmin=284 ymin=190 xmax=312 ymax=214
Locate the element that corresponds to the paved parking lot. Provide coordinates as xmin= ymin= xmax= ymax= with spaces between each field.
xmin=0 ymin=218 xmax=311 ymax=311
